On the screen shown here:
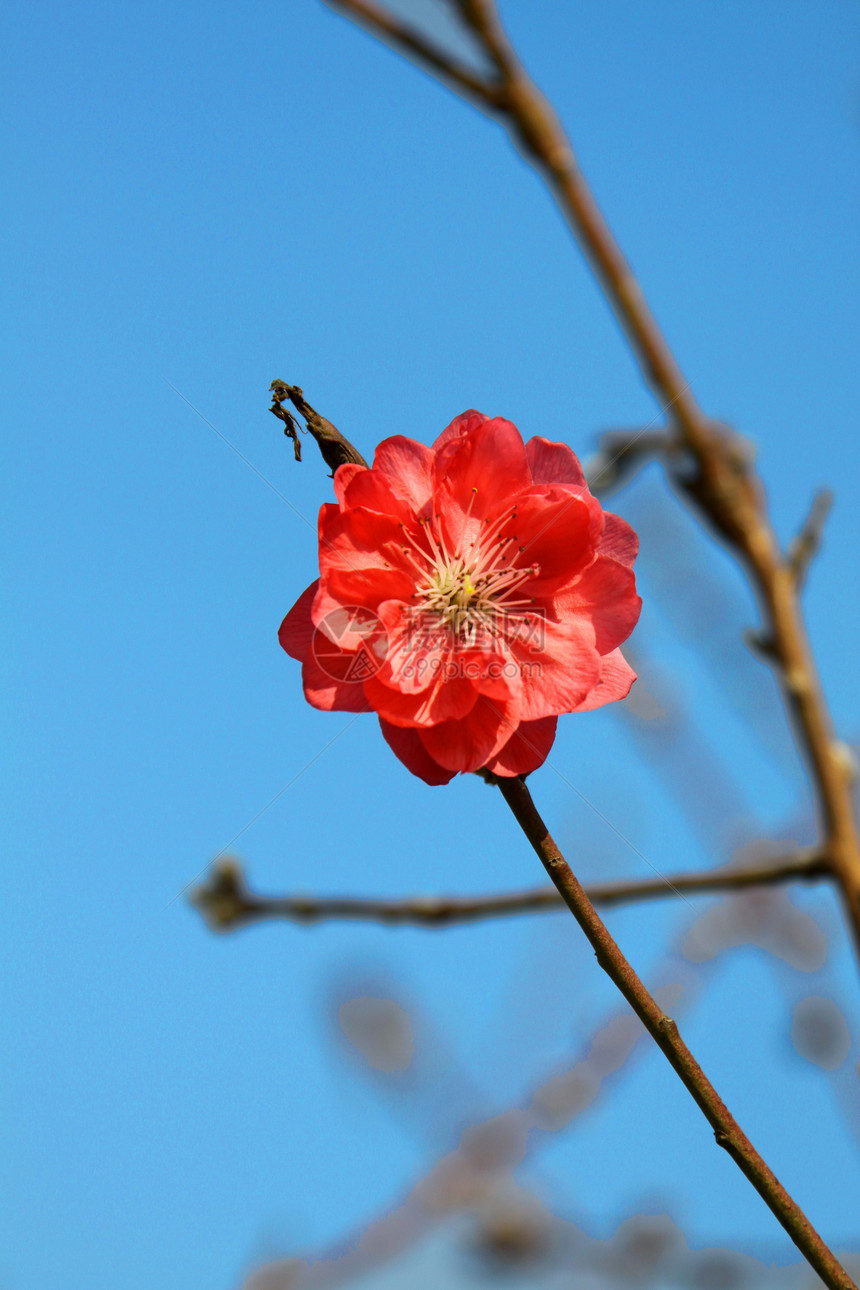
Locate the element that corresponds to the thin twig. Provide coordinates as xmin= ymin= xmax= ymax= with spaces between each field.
xmin=323 ymin=0 xmax=502 ymax=106
xmin=495 ymin=773 xmax=856 ymax=1290
xmin=270 ymin=380 xmax=368 ymax=472
xmin=788 ymin=488 xmax=834 ymax=590
xmin=322 ymin=0 xmax=860 ymax=968
xmin=190 ymin=848 xmax=830 ymax=932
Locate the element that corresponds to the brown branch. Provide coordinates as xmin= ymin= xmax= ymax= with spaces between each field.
xmin=321 ymin=0 xmax=860 ymax=968
xmin=269 ymin=380 xmax=368 ymax=472
xmin=495 ymin=773 xmax=856 ymax=1290
xmin=190 ymin=848 xmax=830 ymax=933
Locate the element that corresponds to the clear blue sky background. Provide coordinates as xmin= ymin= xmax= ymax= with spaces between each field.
xmin=2 ymin=2 xmax=859 ymax=1288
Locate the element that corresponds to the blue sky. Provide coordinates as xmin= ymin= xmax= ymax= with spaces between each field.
xmin=2 ymin=2 xmax=860 ymax=1288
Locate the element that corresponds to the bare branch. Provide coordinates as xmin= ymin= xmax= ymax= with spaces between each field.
xmin=190 ymin=848 xmax=831 ymax=933
xmin=788 ymin=488 xmax=834 ymax=590
xmin=269 ymin=380 xmax=368 ymax=472
xmin=496 ymin=773 xmax=856 ymax=1290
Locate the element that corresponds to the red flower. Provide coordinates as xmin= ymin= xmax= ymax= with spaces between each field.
xmin=280 ymin=411 xmax=641 ymax=785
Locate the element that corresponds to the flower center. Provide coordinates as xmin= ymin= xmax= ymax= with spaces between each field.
xmin=399 ymin=501 xmax=538 ymax=645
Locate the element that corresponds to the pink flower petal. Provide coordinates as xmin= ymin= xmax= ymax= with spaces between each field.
xmin=278 ymin=582 xmax=319 ymax=661
xmin=317 ymin=507 xmax=417 ymax=618
xmin=308 ymin=588 xmax=391 ymax=664
xmin=318 ymin=504 xmax=408 ymax=569
xmin=433 ymin=418 xmax=532 ymax=545
xmin=322 ymin=566 xmax=416 ymax=616
xmin=570 ymin=648 xmax=637 ymax=712
xmin=456 ymin=640 xmax=522 ymax=702
xmin=363 ymin=663 xmax=479 ymax=726
xmin=371 ymin=601 xmax=451 ymax=696
xmin=417 ymin=696 xmax=514 ymax=773
xmin=599 ymin=512 xmax=639 ymax=567
xmin=484 ymin=716 xmax=558 ymax=776
xmin=372 ymin=602 xmax=522 ymax=706
xmin=301 ymin=646 xmax=373 ymax=713
xmin=378 ymin=720 xmax=457 ymax=785
xmin=432 ymin=409 xmax=488 ymax=450
xmin=373 ymin=436 xmax=435 ymax=511
xmin=553 ymin=555 xmax=642 ymax=654
xmin=526 ymin=436 xmax=587 ymax=489
xmin=512 ymin=616 xmax=602 ymax=720
xmin=505 ymin=488 xmax=593 ymax=591
xmin=339 ymin=467 xmax=416 ymax=521
xmin=333 ymin=463 xmax=367 ymax=509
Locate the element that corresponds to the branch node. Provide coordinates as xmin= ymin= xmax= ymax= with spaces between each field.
xmin=189 ymin=858 xmax=253 ymax=931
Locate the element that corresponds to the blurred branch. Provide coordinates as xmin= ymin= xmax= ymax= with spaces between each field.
xmin=788 ymin=488 xmax=833 ymax=590
xmin=583 ymin=428 xmax=680 ymax=496
xmin=496 ymin=772 xmax=855 ymax=1290
xmin=244 ymin=968 xmax=695 ymax=1289
xmin=269 ymin=380 xmax=368 ymax=472
xmin=191 ymin=848 xmax=830 ymax=932
xmin=321 ymin=0 xmax=860 ymax=969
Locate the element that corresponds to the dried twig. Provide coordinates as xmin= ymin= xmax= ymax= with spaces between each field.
xmin=190 ymin=848 xmax=830 ymax=933
xmin=322 ymin=0 xmax=860 ymax=966
xmin=269 ymin=380 xmax=368 ymax=473
xmin=496 ymin=773 xmax=856 ymax=1290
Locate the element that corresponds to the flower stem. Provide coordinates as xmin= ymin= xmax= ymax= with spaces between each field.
xmin=496 ymin=773 xmax=856 ymax=1290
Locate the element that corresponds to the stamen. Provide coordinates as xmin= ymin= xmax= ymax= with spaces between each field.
xmin=470 ymin=506 xmax=517 ymax=566
xmin=398 ymin=522 xmax=435 ymax=572
xmin=407 ymin=498 xmax=541 ymax=649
